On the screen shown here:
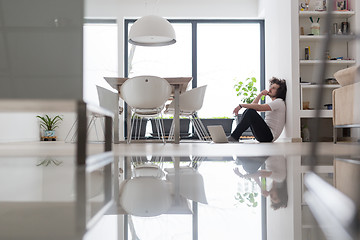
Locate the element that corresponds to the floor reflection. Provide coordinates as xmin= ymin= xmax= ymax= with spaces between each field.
xmin=1 ymin=154 xmax=358 ymax=240
xmin=234 ymin=156 xmax=287 ymax=210
xmin=121 ymin=155 xmax=283 ymax=240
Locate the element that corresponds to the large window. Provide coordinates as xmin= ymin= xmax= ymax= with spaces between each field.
xmin=197 ymin=23 xmax=262 ymax=118
xmin=124 ymin=19 xmax=265 ymax=240
xmin=126 ymin=23 xmax=192 ymax=78
xmin=83 ymin=20 xmax=118 ymax=105
xmin=125 ymin=20 xmax=264 ymax=119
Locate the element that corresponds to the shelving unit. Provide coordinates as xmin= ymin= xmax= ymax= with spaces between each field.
xmin=297 ymin=0 xmax=357 ymax=143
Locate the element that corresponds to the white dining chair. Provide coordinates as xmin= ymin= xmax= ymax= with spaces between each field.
xmin=164 ymin=85 xmax=209 ymax=141
xmin=65 ymin=86 xmax=119 ymax=143
xmin=120 ymin=75 xmax=172 ymax=143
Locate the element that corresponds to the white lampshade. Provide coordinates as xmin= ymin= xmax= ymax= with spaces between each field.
xmin=129 ymin=15 xmax=176 ymax=46
xmin=119 ymin=177 xmax=172 ymax=217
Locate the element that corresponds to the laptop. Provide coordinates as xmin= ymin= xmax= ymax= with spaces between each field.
xmin=207 ymin=125 xmax=229 ymax=143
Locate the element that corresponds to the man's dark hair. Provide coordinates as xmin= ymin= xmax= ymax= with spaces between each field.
xmin=271 ymin=180 xmax=288 ymax=210
xmin=269 ymin=77 xmax=287 ymax=101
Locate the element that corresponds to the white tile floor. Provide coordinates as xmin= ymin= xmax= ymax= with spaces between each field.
xmin=0 ymin=141 xmax=359 ymax=157
xmin=0 ymin=141 xmax=359 ymax=240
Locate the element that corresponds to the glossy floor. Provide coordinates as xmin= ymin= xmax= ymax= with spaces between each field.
xmin=0 ymin=141 xmax=359 ymax=240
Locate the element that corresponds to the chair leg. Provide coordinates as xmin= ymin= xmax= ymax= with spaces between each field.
xmin=160 ymin=117 xmax=166 ymax=144
xmin=190 ymin=117 xmax=204 ymax=141
xmin=65 ymin=118 xmax=78 ymax=143
xmin=168 ymin=119 xmax=175 ymax=141
xmin=127 ymin=117 xmax=135 ymax=144
xmin=155 ymin=118 xmax=161 ymax=140
xmin=157 ymin=117 xmax=166 ymax=144
xmin=191 ymin=113 xmax=210 ymax=141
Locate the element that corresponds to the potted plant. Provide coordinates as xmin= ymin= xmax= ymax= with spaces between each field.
xmin=196 ymin=117 xmax=234 ymax=137
xmin=150 ymin=117 xmax=190 ymax=139
xmin=36 ymin=115 xmax=63 ymax=141
xmin=128 ymin=115 xmax=148 ymax=139
xmin=233 ymin=76 xmax=263 ymax=138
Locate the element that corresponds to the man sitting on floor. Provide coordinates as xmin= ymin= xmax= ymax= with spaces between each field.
xmin=228 ymin=77 xmax=287 ymax=143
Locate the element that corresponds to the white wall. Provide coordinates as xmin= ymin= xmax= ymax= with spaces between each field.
xmin=0 ymin=113 xmax=40 ymax=142
xmin=261 ymin=0 xmax=300 ymax=141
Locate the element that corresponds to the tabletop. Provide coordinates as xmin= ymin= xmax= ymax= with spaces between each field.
xmin=104 ymin=77 xmax=193 ymax=94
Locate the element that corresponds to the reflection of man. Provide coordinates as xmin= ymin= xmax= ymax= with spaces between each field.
xmin=234 ymin=156 xmax=288 ymax=210
xmin=228 ymin=77 xmax=287 ymax=143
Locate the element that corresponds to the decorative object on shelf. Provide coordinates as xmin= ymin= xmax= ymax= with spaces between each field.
xmin=324 ymin=104 xmax=333 ymax=110
xmin=335 ymin=0 xmax=348 ymax=11
xmin=300 ymin=0 xmax=311 ymax=11
xmin=36 ymin=115 xmax=63 ymax=141
xmin=303 ymin=101 xmax=310 ymax=110
xmin=310 ymin=17 xmax=320 ymax=35
xmin=301 ymin=124 xmax=311 ymax=142
xmin=314 ymin=0 xmax=327 ymax=11
xmin=305 ymin=47 xmax=310 ymax=60
xmin=341 ymin=21 xmax=350 ymax=34
xmin=325 ymin=50 xmax=331 ymax=60
xmin=333 ymin=23 xmax=338 ymax=34
xmin=128 ymin=15 xmax=176 ymax=47
xmin=300 ymin=26 xmax=305 ymax=35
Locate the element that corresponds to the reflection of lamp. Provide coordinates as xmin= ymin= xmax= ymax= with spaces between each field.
xmin=119 ymin=177 xmax=172 ymax=217
xmin=129 ymin=15 xmax=176 ymax=47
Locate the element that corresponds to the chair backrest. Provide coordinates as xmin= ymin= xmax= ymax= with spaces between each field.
xmin=96 ymin=86 xmax=119 ymax=112
xmin=178 ymin=85 xmax=207 ymax=112
xmin=120 ymin=75 xmax=172 ymax=109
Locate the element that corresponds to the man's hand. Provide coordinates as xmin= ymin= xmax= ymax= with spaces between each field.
xmin=233 ymin=167 xmax=245 ymax=177
xmin=233 ymin=105 xmax=241 ymax=116
xmin=261 ymin=90 xmax=269 ymax=96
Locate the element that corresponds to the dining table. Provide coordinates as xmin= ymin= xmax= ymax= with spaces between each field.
xmin=104 ymin=77 xmax=193 ymax=144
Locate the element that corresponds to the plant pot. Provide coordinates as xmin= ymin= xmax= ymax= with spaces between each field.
xmin=236 ymin=114 xmax=253 ymax=137
xmin=198 ymin=118 xmax=234 ymax=136
xmin=150 ymin=119 xmax=190 ymax=138
xmin=42 ymin=130 xmax=57 ymax=141
xmin=130 ymin=118 xmax=148 ymax=139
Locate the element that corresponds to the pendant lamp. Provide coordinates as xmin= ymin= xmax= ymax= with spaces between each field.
xmin=129 ymin=15 xmax=176 ymax=47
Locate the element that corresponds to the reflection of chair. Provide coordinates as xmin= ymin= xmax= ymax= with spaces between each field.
xmin=120 ymin=75 xmax=172 ymax=143
xmin=165 ymin=85 xmax=208 ymax=141
xmin=65 ymin=86 xmax=119 ymax=142
xmin=165 ymin=166 xmax=207 ymax=204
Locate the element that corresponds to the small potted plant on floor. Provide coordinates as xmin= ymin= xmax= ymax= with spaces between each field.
xmin=36 ymin=115 xmax=63 ymax=141
xmin=233 ymin=76 xmax=263 ymax=138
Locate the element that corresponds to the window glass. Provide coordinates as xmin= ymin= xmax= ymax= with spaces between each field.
xmin=128 ymin=23 xmax=192 ymax=78
xmin=83 ymin=23 xmax=118 ymax=105
xmin=197 ymin=23 xmax=261 ymax=118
